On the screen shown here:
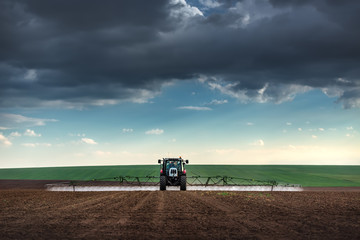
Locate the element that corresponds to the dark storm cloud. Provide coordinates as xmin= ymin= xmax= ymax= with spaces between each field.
xmin=0 ymin=0 xmax=360 ymax=108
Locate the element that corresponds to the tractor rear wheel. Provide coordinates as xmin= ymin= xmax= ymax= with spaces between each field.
xmin=180 ymin=175 xmax=186 ymax=191
xmin=160 ymin=175 xmax=166 ymax=191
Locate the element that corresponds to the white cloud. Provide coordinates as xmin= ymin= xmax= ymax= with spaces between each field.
xmin=298 ymin=128 xmax=302 ymax=131
xmin=286 ymin=122 xmax=292 ymax=126
xmin=341 ymin=96 xmax=360 ymax=109
xmin=24 ymin=69 xmax=37 ymax=81
xmin=81 ymin=138 xmax=98 ymax=145
xmin=0 ymin=113 xmax=57 ymax=129
xmin=199 ymin=0 xmax=221 ymax=8
xmin=318 ymin=128 xmax=325 ymax=131
xmin=250 ymin=139 xmax=264 ymax=146
xmin=122 ymin=128 xmax=134 ymax=133
xmin=91 ymin=99 xmax=118 ymax=106
xmin=228 ymin=0 xmax=291 ymax=28
xmin=126 ymin=88 xmax=160 ymax=104
xmin=69 ymin=133 xmax=86 ymax=137
xmin=0 ymin=133 xmax=12 ymax=147
xmin=321 ymin=87 xmax=344 ymax=98
xmin=10 ymin=132 xmax=21 ymax=137
xmin=203 ymin=77 xmax=311 ymax=104
xmin=346 ymin=126 xmax=354 ymax=130
xmin=1 ymin=88 xmax=159 ymax=111
xmin=178 ymin=106 xmax=212 ymax=111
xmin=169 ymin=0 xmax=204 ymax=20
xmin=22 ymin=143 xmax=51 ymax=147
xmin=312 ymin=135 xmax=318 ymax=139
xmin=322 ymin=85 xmax=360 ymax=109
xmin=336 ymin=77 xmax=351 ymax=83
xmin=170 ymin=138 xmax=177 ymax=142
xmin=246 ymin=122 xmax=254 ymax=126
xmin=145 ymin=128 xmax=164 ymax=135
xmin=209 ymin=99 xmax=228 ymax=105
xmin=24 ymin=129 xmax=41 ymax=137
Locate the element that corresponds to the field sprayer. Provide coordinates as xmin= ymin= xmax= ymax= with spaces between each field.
xmin=45 ymin=157 xmax=303 ymax=192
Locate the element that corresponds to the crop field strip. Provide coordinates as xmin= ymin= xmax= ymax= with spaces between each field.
xmin=1 ymin=165 xmax=360 ymax=187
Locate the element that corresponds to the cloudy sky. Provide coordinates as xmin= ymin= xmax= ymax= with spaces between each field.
xmin=0 ymin=0 xmax=359 ymax=168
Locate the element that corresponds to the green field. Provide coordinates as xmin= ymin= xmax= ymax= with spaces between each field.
xmin=1 ymin=165 xmax=360 ymax=187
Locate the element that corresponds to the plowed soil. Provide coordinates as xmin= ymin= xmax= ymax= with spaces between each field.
xmin=0 ymin=190 xmax=359 ymax=239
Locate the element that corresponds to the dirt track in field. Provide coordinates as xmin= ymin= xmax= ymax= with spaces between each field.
xmin=0 ymin=190 xmax=359 ymax=239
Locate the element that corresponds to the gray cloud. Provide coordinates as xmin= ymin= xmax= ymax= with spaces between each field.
xmin=0 ymin=113 xmax=57 ymax=129
xmin=0 ymin=0 xmax=360 ymax=108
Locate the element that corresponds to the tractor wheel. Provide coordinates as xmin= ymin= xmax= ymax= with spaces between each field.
xmin=160 ymin=176 xmax=166 ymax=191
xmin=180 ymin=175 xmax=186 ymax=191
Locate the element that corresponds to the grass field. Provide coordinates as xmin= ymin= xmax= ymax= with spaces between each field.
xmin=0 ymin=165 xmax=359 ymax=187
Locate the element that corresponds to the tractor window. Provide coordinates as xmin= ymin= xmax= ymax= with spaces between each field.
xmin=166 ymin=160 xmax=181 ymax=172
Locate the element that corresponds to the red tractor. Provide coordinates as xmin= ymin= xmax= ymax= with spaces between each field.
xmin=158 ymin=157 xmax=189 ymax=191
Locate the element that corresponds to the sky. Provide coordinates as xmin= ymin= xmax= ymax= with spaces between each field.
xmin=0 ymin=0 xmax=359 ymax=168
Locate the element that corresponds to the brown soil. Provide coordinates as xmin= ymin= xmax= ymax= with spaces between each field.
xmin=0 ymin=189 xmax=359 ymax=239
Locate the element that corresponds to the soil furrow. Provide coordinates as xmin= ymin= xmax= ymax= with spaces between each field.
xmin=0 ymin=190 xmax=359 ymax=239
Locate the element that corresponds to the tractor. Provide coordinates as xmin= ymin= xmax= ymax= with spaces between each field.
xmin=158 ymin=157 xmax=189 ymax=191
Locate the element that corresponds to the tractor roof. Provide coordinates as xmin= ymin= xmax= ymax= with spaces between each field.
xmin=163 ymin=158 xmax=182 ymax=161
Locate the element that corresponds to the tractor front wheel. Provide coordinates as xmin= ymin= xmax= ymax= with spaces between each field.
xmin=180 ymin=175 xmax=186 ymax=191
xmin=160 ymin=175 xmax=166 ymax=191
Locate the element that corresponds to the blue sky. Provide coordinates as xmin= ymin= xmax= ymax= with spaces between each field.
xmin=1 ymin=80 xmax=359 ymax=168
xmin=0 ymin=0 xmax=360 ymax=167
